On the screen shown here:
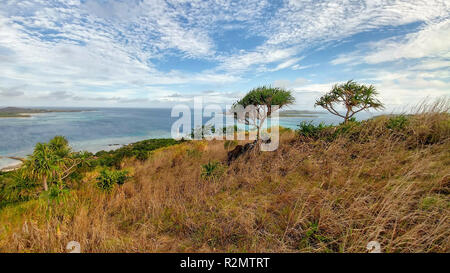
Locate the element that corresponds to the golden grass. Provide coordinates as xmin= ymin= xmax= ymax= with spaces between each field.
xmin=0 ymin=100 xmax=449 ymax=253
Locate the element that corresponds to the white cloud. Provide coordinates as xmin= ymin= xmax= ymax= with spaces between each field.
xmin=269 ymin=57 xmax=304 ymax=72
xmin=365 ymin=20 xmax=450 ymax=64
xmin=0 ymin=0 xmax=449 ymax=107
xmin=332 ymin=19 xmax=450 ymax=65
xmin=266 ymin=0 xmax=450 ymax=47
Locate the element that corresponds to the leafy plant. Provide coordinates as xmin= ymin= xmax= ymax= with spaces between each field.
xmin=46 ymin=182 xmax=69 ymax=200
xmin=96 ymin=169 xmax=130 ymax=192
xmin=48 ymin=135 xmax=71 ymax=158
xmin=299 ymin=222 xmax=330 ymax=249
xmin=296 ymin=121 xmax=330 ymax=138
xmin=24 ymin=142 xmax=61 ymax=191
xmin=386 ymin=115 xmax=409 ymax=130
xmin=201 ymin=161 xmax=225 ymax=181
xmin=22 ymin=136 xmax=91 ymax=191
xmin=1 ymin=170 xmax=40 ymax=203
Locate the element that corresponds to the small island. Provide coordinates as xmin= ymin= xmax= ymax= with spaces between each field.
xmin=278 ymin=110 xmax=325 ymax=118
xmin=0 ymin=107 xmax=87 ymax=118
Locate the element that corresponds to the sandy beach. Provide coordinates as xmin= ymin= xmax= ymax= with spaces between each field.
xmin=0 ymin=157 xmax=24 ymax=172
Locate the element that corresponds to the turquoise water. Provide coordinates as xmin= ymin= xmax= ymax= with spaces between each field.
xmin=0 ymin=107 xmax=378 ymax=168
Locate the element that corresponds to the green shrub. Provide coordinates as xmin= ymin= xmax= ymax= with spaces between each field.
xmin=386 ymin=115 xmax=409 ymax=130
xmin=96 ymin=169 xmax=130 ymax=192
xmin=296 ymin=121 xmax=330 ymax=138
xmin=46 ymin=183 xmax=69 ymax=200
xmin=0 ymin=171 xmax=40 ymax=204
xmin=201 ymin=161 xmax=225 ymax=181
xmin=135 ymin=150 xmax=150 ymax=161
xmin=95 ymin=139 xmax=181 ymax=167
xmin=333 ymin=119 xmax=362 ymax=138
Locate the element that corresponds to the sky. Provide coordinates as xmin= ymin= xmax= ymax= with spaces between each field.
xmin=0 ymin=0 xmax=449 ymax=110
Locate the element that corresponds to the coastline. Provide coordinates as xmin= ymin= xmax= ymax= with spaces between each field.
xmin=0 ymin=108 xmax=93 ymax=118
xmin=0 ymin=156 xmax=24 ymax=172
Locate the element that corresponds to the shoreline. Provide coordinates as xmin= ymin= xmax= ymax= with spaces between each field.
xmin=0 ymin=156 xmax=25 ymax=172
xmin=0 ymin=108 xmax=94 ymax=119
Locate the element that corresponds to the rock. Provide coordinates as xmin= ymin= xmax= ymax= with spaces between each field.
xmin=227 ymin=141 xmax=256 ymax=165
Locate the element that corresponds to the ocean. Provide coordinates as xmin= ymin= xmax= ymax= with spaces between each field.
xmin=0 ymin=107 xmax=379 ymax=169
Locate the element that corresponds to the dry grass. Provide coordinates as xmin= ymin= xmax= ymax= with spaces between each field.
xmin=0 ymin=100 xmax=449 ymax=253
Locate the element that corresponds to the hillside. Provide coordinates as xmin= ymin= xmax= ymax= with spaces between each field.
xmin=0 ymin=104 xmax=449 ymax=252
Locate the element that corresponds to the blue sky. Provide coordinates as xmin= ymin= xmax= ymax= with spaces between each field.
xmin=0 ymin=0 xmax=449 ymax=110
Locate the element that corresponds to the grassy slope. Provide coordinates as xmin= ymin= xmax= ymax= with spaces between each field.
xmin=0 ymin=110 xmax=449 ymax=252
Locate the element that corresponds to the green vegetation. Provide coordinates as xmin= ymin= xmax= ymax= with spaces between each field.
xmin=233 ymin=86 xmax=295 ymax=140
xmin=96 ymin=169 xmax=130 ymax=192
xmin=386 ymin=114 xmax=409 ymax=130
xmin=315 ymin=80 xmax=384 ymax=123
xmin=0 ymin=107 xmax=85 ymax=118
xmin=0 ymin=137 xmax=182 ymax=207
xmin=296 ymin=121 xmax=331 ymax=138
xmin=95 ymin=138 xmax=182 ymax=168
xmin=201 ymin=161 xmax=225 ymax=181
xmin=23 ymin=136 xmax=91 ymax=191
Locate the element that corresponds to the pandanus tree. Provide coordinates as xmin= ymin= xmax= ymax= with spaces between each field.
xmin=49 ymin=135 xmax=71 ymax=158
xmin=24 ymin=143 xmax=61 ymax=191
xmin=232 ymin=86 xmax=295 ymax=141
xmin=23 ymin=136 xmax=89 ymax=191
xmin=315 ymin=80 xmax=384 ymax=123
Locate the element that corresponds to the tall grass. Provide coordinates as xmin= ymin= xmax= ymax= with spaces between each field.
xmin=0 ymin=99 xmax=448 ymax=252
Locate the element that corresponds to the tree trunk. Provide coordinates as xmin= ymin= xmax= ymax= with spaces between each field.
xmin=43 ymin=176 xmax=48 ymax=191
xmin=344 ymin=109 xmax=350 ymax=123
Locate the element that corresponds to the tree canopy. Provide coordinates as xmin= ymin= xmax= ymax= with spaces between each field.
xmin=23 ymin=136 xmax=89 ymax=191
xmin=233 ymin=86 xmax=295 ymax=140
xmin=315 ymin=80 xmax=384 ymax=123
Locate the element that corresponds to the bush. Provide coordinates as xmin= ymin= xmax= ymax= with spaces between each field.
xmin=96 ymin=169 xmax=130 ymax=192
xmin=296 ymin=121 xmax=330 ymax=138
xmin=334 ymin=118 xmax=361 ymax=135
xmin=95 ymin=139 xmax=181 ymax=167
xmin=201 ymin=161 xmax=225 ymax=181
xmin=46 ymin=183 xmax=69 ymax=200
xmin=0 ymin=171 xmax=40 ymax=204
xmin=386 ymin=115 xmax=409 ymax=130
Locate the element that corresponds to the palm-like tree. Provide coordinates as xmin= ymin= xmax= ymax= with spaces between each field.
xmin=315 ymin=80 xmax=384 ymax=123
xmin=49 ymin=135 xmax=71 ymax=158
xmin=233 ymin=86 xmax=295 ymax=140
xmin=24 ymin=143 xmax=61 ymax=191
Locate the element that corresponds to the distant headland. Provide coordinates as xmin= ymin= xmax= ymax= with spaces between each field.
xmin=0 ymin=107 xmax=89 ymax=118
xmin=278 ymin=110 xmax=325 ymax=118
